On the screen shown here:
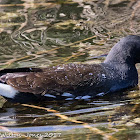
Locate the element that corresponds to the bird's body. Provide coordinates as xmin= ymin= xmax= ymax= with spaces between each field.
xmin=0 ymin=35 xmax=140 ymax=103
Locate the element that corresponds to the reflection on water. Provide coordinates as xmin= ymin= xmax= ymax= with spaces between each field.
xmin=0 ymin=0 xmax=140 ymax=140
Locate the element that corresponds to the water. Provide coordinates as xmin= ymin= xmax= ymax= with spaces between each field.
xmin=0 ymin=0 xmax=140 ymax=139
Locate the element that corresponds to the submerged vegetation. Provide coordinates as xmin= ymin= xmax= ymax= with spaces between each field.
xmin=0 ymin=0 xmax=140 ymax=139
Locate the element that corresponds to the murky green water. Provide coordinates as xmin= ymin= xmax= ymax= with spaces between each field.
xmin=0 ymin=0 xmax=140 ymax=140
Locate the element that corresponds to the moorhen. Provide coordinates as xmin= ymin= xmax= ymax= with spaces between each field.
xmin=0 ymin=35 xmax=140 ymax=103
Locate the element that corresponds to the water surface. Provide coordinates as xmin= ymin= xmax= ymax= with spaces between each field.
xmin=0 ymin=0 xmax=140 ymax=139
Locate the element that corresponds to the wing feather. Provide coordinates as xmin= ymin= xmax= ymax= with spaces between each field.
xmin=1 ymin=64 xmax=105 ymax=95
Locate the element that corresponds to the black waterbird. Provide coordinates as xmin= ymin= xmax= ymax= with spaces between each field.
xmin=0 ymin=35 xmax=140 ymax=103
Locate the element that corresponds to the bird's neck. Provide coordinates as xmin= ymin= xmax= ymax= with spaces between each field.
xmin=103 ymin=58 xmax=138 ymax=86
xmin=104 ymin=43 xmax=135 ymax=66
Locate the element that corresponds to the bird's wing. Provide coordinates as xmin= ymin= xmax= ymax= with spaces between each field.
xmin=0 ymin=64 xmax=105 ymax=95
